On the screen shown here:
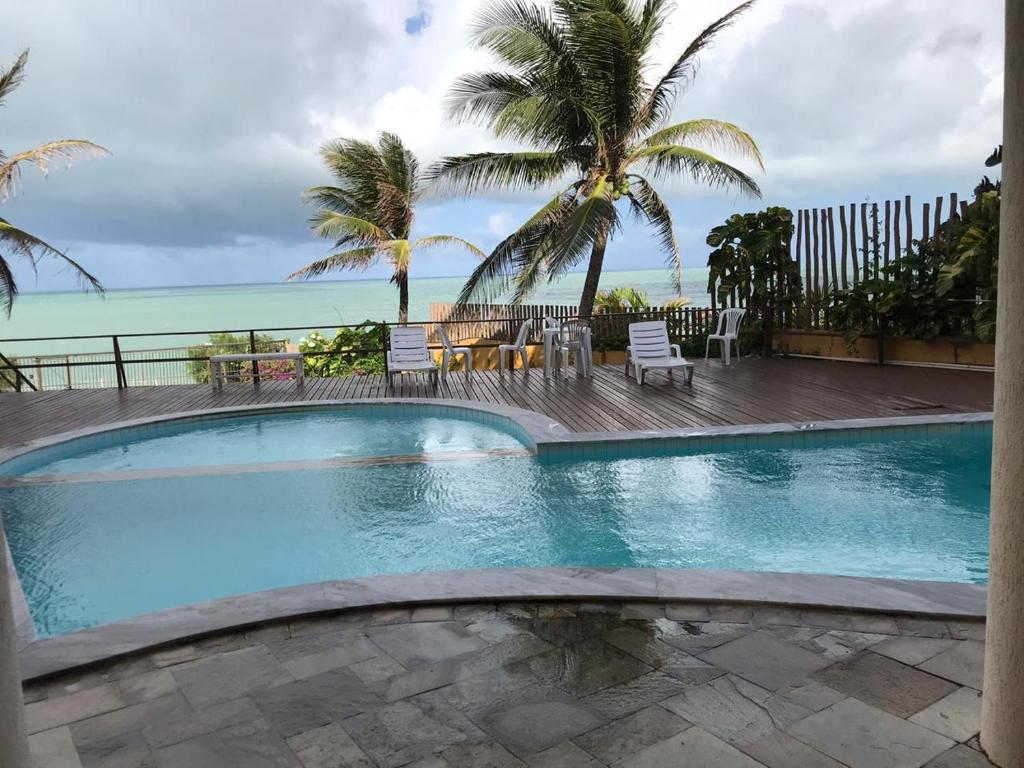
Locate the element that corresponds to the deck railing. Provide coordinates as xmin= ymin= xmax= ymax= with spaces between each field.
xmin=0 ymin=307 xmax=716 ymax=392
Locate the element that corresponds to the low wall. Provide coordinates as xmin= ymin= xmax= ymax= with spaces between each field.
xmin=773 ymin=330 xmax=994 ymax=368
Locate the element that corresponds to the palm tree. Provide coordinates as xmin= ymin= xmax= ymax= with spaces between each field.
xmin=291 ymin=132 xmax=484 ymax=324
xmin=0 ymin=49 xmax=107 ymax=315
xmin=432 ymin=0 xmax=763 ymax=317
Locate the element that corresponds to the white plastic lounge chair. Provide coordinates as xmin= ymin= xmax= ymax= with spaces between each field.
xmin=436 ymin=325 xmax=472 ymax=381
xmin=706 ymin=307 xmax=746 ymax=365
xmin=387 ymin=326 xmax=438 ymax=389
xmin=498 ymin=320 xmax=531 ymax=373
xmin=558 ymin=319 xmax=592 ymax=376
xmin=626 ymin=321 xmax=694 ymax=385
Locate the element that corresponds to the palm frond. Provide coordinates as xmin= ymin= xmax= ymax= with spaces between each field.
xmin=630 ymin=144 xmax=761 ymax=197
xmin=541 ymin=176 xmax=619 ymax=282
xmin=413 ymin=235 xmax=486 ymax=259
xmin=641 ymin=119 xmax=764 ymax=170
xmin=0 ymin=217 xmax=103 ymax=315
xmin=386 ymin=239 xmax=413 ymax=279
xmin=637 ymin=1 xmax=755 ymax=131
xmin=0 ymin=49 xmax=29 ymax=107
xmin=427 ymin=151 xmax=571 ymax=196
xmin=286 ymin=246 xmax=381 ymax=281
xmin=0 ymin=140 xmax=109 ymax=202
xmin=446 ymin=71 xmax=537 ymax=125
xmin=470 ymin=0 xmax=572 ymax=70
xmin=626 ymin=174 xmax=682 ymax=292
xmin=308 ymin=210 xmax=390 ymax=247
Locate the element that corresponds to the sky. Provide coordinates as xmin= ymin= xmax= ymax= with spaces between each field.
xmin=1 ymin=0 xmax=1005 ymax=293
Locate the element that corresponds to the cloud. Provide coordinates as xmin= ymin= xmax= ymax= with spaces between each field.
xmin=486 ymin=212 xmax=512 ymax=237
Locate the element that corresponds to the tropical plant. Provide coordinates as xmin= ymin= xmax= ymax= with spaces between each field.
xmin=298 ymin=324 xmax=387 ymax=377
xmin=0 ymin=49 xmax=107 ymax=315
xmin=706 ymin=206 xmax=801 ymax=354
xmin=291 ymin=132 xmax=484 ymax=323
xmin=593 ymin=285 xmax=650 ymax=313
xmin=432 ymin=0 xmax=763 ymax=317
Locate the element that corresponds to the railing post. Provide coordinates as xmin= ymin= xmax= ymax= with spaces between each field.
xmin=380 ymin=322 xmax=389 ymax=378
xmin=249 ymin=330 xmax=260 ymax=384
xmin=112 ymin=336 xmax=128 ymax=389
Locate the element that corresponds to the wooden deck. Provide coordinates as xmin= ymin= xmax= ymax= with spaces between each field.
xmin=0 ymin=358 xmax=993 ymax=448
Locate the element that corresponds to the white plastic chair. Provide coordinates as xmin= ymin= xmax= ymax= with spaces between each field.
xmin=558 ymin=319 xmax=592 ymax=376
xmin=626 ymin=321 xmax=694 ymax=385
xmin=436 ymin=325 xmax=472 ymax=381
xmin=387 ymin=326 xmax=438 ymax=389
xmin=706 ymin=308 xmax=746 ymax=365
xmin=498 ymin=320 xmax=531 ymax=373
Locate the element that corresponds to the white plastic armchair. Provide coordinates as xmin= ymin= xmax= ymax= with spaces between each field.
xmin=706 ymin=308 xmax=746 ymax=365
xmin=626 ymin=321 xmax=694 ymax=385
xmin=498 ymin=320 xmax=531 ymax=373
xmin=436 ymin=325 xmax=472 ymax=381
xmin=387 ymin=326 xmax=438 ymax=389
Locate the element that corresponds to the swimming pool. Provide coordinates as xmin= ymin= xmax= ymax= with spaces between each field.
xmin=0 ymin=405 xmax=991 ymax=636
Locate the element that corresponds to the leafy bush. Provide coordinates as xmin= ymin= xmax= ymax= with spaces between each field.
xmin=187 ymin=332 xmax=282 ymax=384
xmin=298 ymin=323 xmax=386 ymax=377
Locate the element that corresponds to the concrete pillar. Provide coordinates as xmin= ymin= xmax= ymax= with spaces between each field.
xmin=0 ymin=531 xmax=30 ymax=767
xmin=981 ymin=1 xmax=1024 ymax=764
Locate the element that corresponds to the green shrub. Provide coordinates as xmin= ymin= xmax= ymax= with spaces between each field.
xmin=187 ymin=332 xmax=281 ymax=384
xmin=298 ymin=323 xmax=386 ymax=377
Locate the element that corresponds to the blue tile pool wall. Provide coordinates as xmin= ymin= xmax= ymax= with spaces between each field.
xmin=0 ymin=402 xmax=538 ymax=477
xmin=537 ymin=419 xmax=993 ymax=462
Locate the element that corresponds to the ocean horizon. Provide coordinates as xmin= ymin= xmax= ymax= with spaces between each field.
xmin=1 ymin=267 xmax=711 ymax=357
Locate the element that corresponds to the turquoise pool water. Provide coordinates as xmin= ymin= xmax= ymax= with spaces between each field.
xmin=0 ymin=408 xmax=991 ymax=636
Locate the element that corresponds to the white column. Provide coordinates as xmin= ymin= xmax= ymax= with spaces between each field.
xmin=0 ymin=531 xmax=30 ymax=768
xmin=981 ymin=1 xmax=1024 ymax=764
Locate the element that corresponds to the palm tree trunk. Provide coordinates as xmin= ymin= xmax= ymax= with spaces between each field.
xmin=398 ymin=273 xmax=409 ymax=325
xmin=0 ymin=529 xmax=30 ymax=768
xmin=578 ymin=224 xmax=611 ymax=319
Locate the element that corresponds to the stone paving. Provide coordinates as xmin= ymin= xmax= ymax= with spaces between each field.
xmin=21 ymin=601 xmax=994 ymax=768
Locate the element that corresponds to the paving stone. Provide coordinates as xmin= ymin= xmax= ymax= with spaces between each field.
xmin=700 ymin=631 xmax=833 ymax=690
xmin=918 ymin=642 xmax=985 ymax=690
xmin=787 ymin=698 xmax=954 ymax=768
xmin=403 ymin=759 xmax=452 ymax=768
xmin=253 ymin=669 xmax=381 ymax=738
xmin=442 ymin=741 xmax=526 ymax=767
xmin=70 ymin=693 xmax=191 ymax=748
xmin=269 ymin=631 xmax=382 ymax=680
xmin=803 ymin=630 xmax=887 ymax=661
xmin=288 ymin=617 xmax=336 ymax=638
xmin=751 ymin=606 xmax=802 ymax=627
xmin=776 ymin=680 xmax=846 ymax=712
xmin=909 ymin=687 xmax=982 ymax=742
xmin=845 ymin=613 xmax=901 ymax=635
xmin=872 ymin=637 xmax=957 ymax=666
xmin=367 ymin=622 xmax=488 ymax=668
xmin=26 ymin=684 xmax=127 ymax=734
xmin=143 ymin=698 xmax=263 ymax=748
xmin=285 ymin=722 xmax=374 ymax=768
xmin=657 ymin=620 xmax=750 ymax=653
xmin=368 ymin=608 xmax=413 ymax=625
xmin=664 ymin=603 xmax=710 ymax=621
xmin=497 ymin=603 xmax=538 ymax=619
xmin=896 ymin=618 xmax=953 ymax=638
xmin=620 ymin=603 xmax=665 ymax=621
xmin=571 ymin=705 xmax=690 ymax=764
xmin=580 ymin=671 xmax=689 ymax=721
xmin=535 ymin=603 xmax=577 ymax=619
xmin=743 ymin=730 xmax=844 ymax=767
xmin=245 ymin=624 xmax=292 ymax=644
xmin=526 ymin=615 xmax=624 ymax=647
xmin=342 ymin=698 xmax=485 ymax=768
xmin=171 ymin=646 xmax=293 ymax=709
xmin=117 ymin=671 xmax=178 ymax=705
xmin=526 ymin=638 xmax=652 ymax=697
xmin=945 ymin=622 xmax=985 ymax=642
xmin=29 ymin=726 xmax=83 ymax=768
xmin=603 ymin=625 xmax=725 ymax=686
xmin=799 ymin=610 xmax=853 ymax=630
xmin=612 ymin=727 xmax=763 ymax=768
xmin=150 ymin=646 xmax=203 ymax=669
xmin=348 ymin=654 xmax=407 ymax=686
xmin=661 ymin=674 xmax=810 ymax=747
xmin=23 ymin=684 xmax=48 ymax=704
xmin=525 ymin=741 xmax=604 ymax=767
xmin=814 ymin=652 xmax=959 ymax=718
xmin=152 ymin=718 xmax=299 ymax=768
xmin=465 ymin=614 xmax=526 ymax=644
xmin=707 ymin=604 xmax=754 ymax=623
xmin=76 ymin=730 xmax=154 ymax=768
xmin=924 ymin=744 xmax=997 ymax=768
xmin=410 ymin=606 xmax=455 ymax=622
xmin=452 ymin=603 xmax=497 ymax=621
xmin=576 ymin=602 xmax=622 ymax=615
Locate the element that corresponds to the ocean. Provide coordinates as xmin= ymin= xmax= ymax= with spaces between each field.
xmin=0 ymin=267 xmax=710 ymax=357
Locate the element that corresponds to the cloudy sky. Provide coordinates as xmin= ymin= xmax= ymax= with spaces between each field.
xmin=2 ymin=0 xmax=1005 ymax=292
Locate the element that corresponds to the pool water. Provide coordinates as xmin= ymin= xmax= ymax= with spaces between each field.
xmin=0 ymin=409 xmax=991 ymax=636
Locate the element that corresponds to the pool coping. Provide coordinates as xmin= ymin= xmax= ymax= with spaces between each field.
xmin=0 ymin=400 xmax=994 ymax=681
xmin=15 ymin=567 xmax=987 ymax=682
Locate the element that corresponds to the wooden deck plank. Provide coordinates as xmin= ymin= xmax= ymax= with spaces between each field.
xmin=0 ymin=358 xmax=993 ymax=448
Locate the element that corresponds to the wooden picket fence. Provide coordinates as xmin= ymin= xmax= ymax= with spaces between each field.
xmin=792 ymin=192 xmax=966 ymax=330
